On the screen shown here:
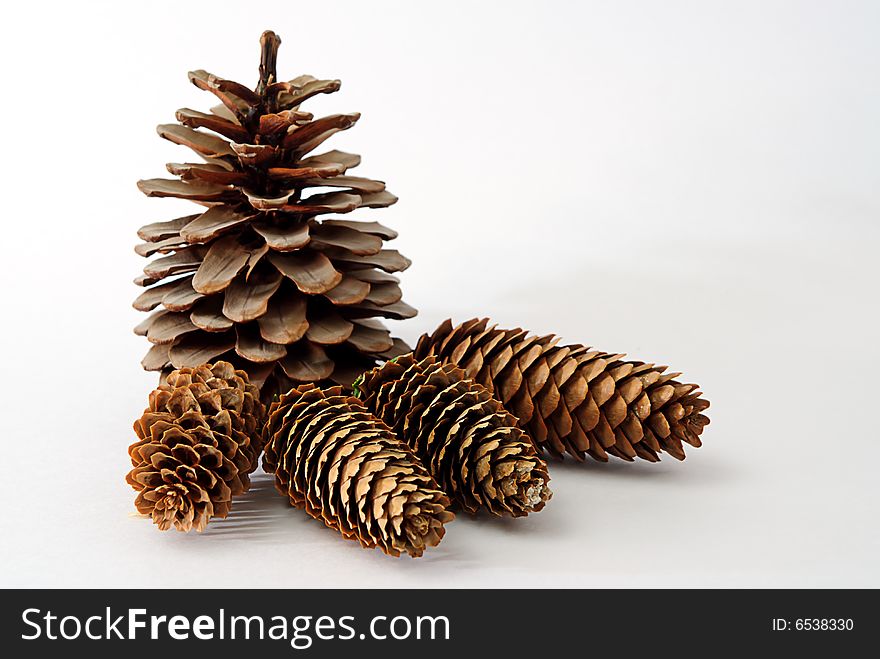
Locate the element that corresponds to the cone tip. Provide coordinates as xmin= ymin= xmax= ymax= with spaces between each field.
xmin=261 ymin=30 xmax=281 ymax=44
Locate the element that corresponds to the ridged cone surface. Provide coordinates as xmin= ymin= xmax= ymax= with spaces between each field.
xmin=127 ymin=361 xmax=266 ymax=531
xmin=262 ymin=384 xmax=454 ymax=557
xmin=133 ymin=31 xmax=413 ymax=403
xmin=356 ymin=354 xmax=551 ymax=516
xmin=414 ymin=319 xmax=710 ymax=463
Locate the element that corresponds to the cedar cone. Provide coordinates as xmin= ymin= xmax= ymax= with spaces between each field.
xmin=134 ymin=30 xmax=413 ymax=403
xmin=126 ymin=361 xmax=265 ymax=531
xmin=262 ymin=384 xmax=454 ymax=557
xmin=414 ymin=319 xmax=710 ymax=463
xmin=355 ymin=354 xmax=551 ymax=516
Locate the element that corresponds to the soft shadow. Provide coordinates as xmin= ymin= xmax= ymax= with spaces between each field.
xmin=547 ymin=456 xmax=678 ymax=479
xmin=451 ymin=508 xmax=563 ymax=536
xmin=545 ymin=451 xmax=740 ymax=483
xmin=195 ymin=473 xmax=479 ymax=564
xmin=198 ymin=472 xmax=298 ymax=540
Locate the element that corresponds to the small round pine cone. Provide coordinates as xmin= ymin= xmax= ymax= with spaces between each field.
xmin=127 ymin=361 xmax=266 ymax=532
xmin=262 ymin=385 xmax=454 ymax=557
xmin=355 ymin=354 xmax=551 ymax=517
xmin=414 ymin=318 xmax=710 ymax=462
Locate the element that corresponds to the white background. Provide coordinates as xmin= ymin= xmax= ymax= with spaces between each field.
xmin=1 ymin=0 xmax=877 ymax=587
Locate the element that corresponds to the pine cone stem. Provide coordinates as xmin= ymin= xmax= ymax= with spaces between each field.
xmin=414 ymin=319 xmax=710 ymax=463
xmin=258 ymin=30 xmax=281 ymax=94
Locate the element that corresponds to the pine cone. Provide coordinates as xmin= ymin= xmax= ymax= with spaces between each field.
xmin=355 ymin=354 xmax=551 ymax=516
xmin=126 ymin=361 xmax=265 ymax=531
xmin=134 ymin=31 xmax=413 ymax=403
xmin=262 ymin=385 xmax=454 ymax=557
xmin=414 ymin=319 xmax=710 ymax=463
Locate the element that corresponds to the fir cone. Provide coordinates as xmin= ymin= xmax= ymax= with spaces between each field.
xmin=134 ymin=31 xmax=413 ymax=404
xmin=262 ymin=385 xmax=454 ymax=557
xmin=355 ymin=354 xmax=551 ymax=516
xmin=127 ymin=361 xmax=265 ymax=531
xmin=414 ymin=319 xmax=710 ymax=463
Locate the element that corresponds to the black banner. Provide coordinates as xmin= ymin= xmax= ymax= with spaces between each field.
xmin=1 ymin=589 xmax=874 ymax=657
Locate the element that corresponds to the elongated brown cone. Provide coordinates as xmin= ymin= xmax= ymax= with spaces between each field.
xmin=126 ymin=362 xmax=265 ymax=531
xmin=355 ymin=354 xmax=551 ymax=516
xmin=414 ymin=319 xmax=710 ymax=463
xmin=262 ymin=384 xmax=454 ymax=557
xmin=134 ymin=31 xmax=413 ymax=403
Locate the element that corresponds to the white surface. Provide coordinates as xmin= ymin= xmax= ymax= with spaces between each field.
xmin=1 ymin=0 xmax=878 ymax=588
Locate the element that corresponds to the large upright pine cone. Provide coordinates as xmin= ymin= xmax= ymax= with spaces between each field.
xmin=355 ymin=355 xmax=551 ymax=516
xmin=262 ymin=385 xmax=454 ymax=557
xmin=414 ymin=319 xmax=710 ymax=463
xmin=134 ymin=31 xmax=413 ymax=403
xmin=126 ymin=362 xmax=265 ymax=531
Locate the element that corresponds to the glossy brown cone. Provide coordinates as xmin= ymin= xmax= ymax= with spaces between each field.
xmin=414 ymin=319 xmax=710 ymax=463
xmin=134 ymin=31 xmax=413 ymax=403
xmin=126 ymin=362 xmax=266 ymax=531
xmin=262 ymin=384 xmax=454 ymax=557
xmin=356 ymin=354 xmax=551 ymax=516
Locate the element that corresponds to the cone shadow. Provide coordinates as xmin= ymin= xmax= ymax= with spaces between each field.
xmin=198 ymin=472 xmax=301 ymax=540
xmin=546 ymin=456 xmax=678 ymax=478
